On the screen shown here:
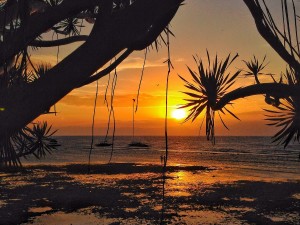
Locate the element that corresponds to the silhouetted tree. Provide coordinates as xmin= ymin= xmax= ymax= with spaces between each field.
xmin=181 ymin=0 xmax=299 ymax=147
xmin=0 ymin=0 xmax=182 ymax=166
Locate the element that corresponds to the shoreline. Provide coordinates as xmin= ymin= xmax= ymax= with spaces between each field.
xmin=1 ymin=163 xmax=300 ymax=224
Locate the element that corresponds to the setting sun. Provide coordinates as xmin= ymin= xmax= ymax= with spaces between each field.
xmin=171 ymin=109 xmax=186 ymax=120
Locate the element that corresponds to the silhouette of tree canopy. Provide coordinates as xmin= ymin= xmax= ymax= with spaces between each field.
xmin=181 ymin=0 xmax=300 ymax=147
xmin=0 ymin=0 xmax=182 ymax=166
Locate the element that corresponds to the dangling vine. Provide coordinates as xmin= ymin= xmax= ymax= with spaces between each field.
xmin=108 ymin=67 xmax=118 ymax=163
xmin=135 ymin=48 xmax=148 ymax=112
xmin=104 ymin=60 xmax=113 ymax=111
xmin=163 ymin=25 xmax=173 ymax=170
xmin=160 ymin=24 xmax=173 ymax=225
xmin=88 ymin=80 xmax=99 ymax=172
xmin=88 ymin=60 xmax=118 ymax=166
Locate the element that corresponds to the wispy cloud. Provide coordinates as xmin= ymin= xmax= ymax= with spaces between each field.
xmin=59 ymin=93 xmax=183 ymax=108
xmin=117 ymin=57 xmax=166 ymax=71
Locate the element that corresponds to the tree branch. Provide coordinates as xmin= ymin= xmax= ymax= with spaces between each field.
xmin=0 ymin=0 xmax=101 ymax=64
xmin=243 ymin=0 xmax=300 ymax=73
xmin=213 ymin=83 xmax=299 ymax=110
xmin=30 ymin=35 xmax=88 ymax=47
xmin=78 ymin=48 xmax=133 ymax=88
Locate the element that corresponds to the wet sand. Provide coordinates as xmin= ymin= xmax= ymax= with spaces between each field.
xmin=0 ymin=163 xmax=300 ymax=225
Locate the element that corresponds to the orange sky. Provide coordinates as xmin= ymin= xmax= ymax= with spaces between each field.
xmin=33 ymin=0 xmax=297 ymax=136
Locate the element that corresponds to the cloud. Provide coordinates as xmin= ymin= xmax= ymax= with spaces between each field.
xmin=175 ymin=58 xmax=185 ymax=62
xmin=58 ymin=93 xmax=183 ymax=108
xmin=59 ymin=95 xmax=96 ymax=107
xmin=117 ymin=57 xmax=166 ymax=71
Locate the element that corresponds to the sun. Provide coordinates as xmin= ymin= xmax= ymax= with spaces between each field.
xmin=171 ymin=109 xmax=186 ymax=120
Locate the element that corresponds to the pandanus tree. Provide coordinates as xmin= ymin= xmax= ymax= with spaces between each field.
xmin=0 ymin=0 xmax=183 ymax=166
xmin=181 ymin=0 xmax=300 ymax=148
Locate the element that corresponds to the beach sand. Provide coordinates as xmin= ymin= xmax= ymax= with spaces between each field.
xmin=1 ymin=163 xmax=300 ymax=225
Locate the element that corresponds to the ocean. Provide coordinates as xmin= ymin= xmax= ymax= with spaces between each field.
xmin=22 ymin=136 xmax=300 ymax=179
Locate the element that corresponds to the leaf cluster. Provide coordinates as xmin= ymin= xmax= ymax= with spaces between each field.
xmin=54 ymin=18 xmax=83 ymax=36
xmin=243 ymin=55 xmax=268 ymax=84
xmin=265 ymin=68 xmax=300 ymax=147
xmin=179 ymin=52 xmax=241 ymax=142
xmin=0 ymin=122 xmax=58 ymax=167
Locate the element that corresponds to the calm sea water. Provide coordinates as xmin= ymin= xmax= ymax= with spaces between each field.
xmin=22 ymin=136 xmax=300 ymax=177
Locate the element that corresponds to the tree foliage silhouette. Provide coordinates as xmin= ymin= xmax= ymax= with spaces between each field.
xmin=181 ymin=0 xmax=300 ymax=147
xmin=0 ymin=0 xmax=182 ymax=166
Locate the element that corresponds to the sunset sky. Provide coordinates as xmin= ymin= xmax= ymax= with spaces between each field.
xmin=34 ymin=0 xmax=296 ymax=136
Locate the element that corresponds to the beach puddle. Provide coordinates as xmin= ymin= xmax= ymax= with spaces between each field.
xmin=22 ymin=208 xmax=150 ymax=225
xmin=239 ymin=197 xmax=256 ymax=202
xmin=0 ymin=200 xmax=7 ymax=208
xmin=22 ymin=210 xmax=115 ymax=225
xmin=121 ymin=192 xmax=133 ymax=197
xmin=178 ymin=209 xmax=243 ymax=225
xmin=292 ymin=193 xmax=300 ymax=200
xmin=267 ymin=216 xmax=285 ymax=222
xmin=152 ymin=205 xmax=162 ymax=211
xmin=124 ymin=207 xmax=137 ymax=212
xmin=28 ymin=206 xmax=52 ymax=213
xmin=265 ymin=212 xmax=300 ymax=223
xmin=166 ymin=190 xmax=191 ymax=197
xmin=68 ymin=173 xmax=158 ymax=187
xmin=226 ymin=206 xmax=255 ymax=212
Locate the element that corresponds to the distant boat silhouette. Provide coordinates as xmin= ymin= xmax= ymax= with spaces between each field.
xmin=95 ymin=140 xmax=112 ymax=147
xmin=49 ymin=139 xmax=61 ymax=147
xmin=128 ymin=141 xmax=149 ymax=147
xmin=128 ymin=99 xmax=149 ymax=148
xmin=95 ymin=107 xmax=113 ymax=147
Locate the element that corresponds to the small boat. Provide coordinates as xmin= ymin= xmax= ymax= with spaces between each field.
xmin=49 ymin=139 xmax=61 ymax=147
xmin=127 ymin=99 xmax=149 ymax=148
xmin=95 ymin=141 xmax=112 ymax=147
xmin=128 ymin=141 xmax=149 ymax=148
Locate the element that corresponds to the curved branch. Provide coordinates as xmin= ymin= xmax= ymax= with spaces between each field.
xmin=0 ymin=0 xmax=101 ymax=64
xmin=214 ymin=83 xmax=299 ymax=110
xmin=129 ymin=2 xmax=182 ymax=50
xmin=78 ymin=48 xmax=133 ymax=88
xmin=30 ymin=35 xmax=88 ymax=47
xmin=116 ymin=0 xmax=183 ymax=50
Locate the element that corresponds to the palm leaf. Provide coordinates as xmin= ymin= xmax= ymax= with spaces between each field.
xmin=179 ymin=52 xmax=241 ymax=142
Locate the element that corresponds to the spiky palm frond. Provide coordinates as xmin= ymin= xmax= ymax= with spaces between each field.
xmin=0 ymin=122 xmax=57 ymax=166
xmin=55 ymin=18 xmax=83 ymax=36
xmin=26 ymin=64 xmax=51 ymax=83
xmin=44 ymin=0 xmax=63 ymax=7
xmin=7 ymin=65 xmax=28 ymax=87
xmin=179 ymin=52 xmax=241 ymax=142
xmin=26 ymin=122 xmax=57 ymax=159
xmin=243 ymin=55 xmax=268 ymax=84
xmin=265 ymin=68 xmax=300 ymax=148
xmin=265 ymin=97 xmax=300 ymax=148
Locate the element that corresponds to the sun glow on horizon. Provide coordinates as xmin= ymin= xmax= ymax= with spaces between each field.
xmin=171 ymin=108 xmax=186 ymax=120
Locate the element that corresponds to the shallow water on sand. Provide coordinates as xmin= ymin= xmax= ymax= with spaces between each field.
xmin=1 ymin=136 xmax=300 ymax=225
xmin=1 ymin=163 xmax=300 ymax=225
xmin=22 ymin=136 xmax=300 ymax=179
